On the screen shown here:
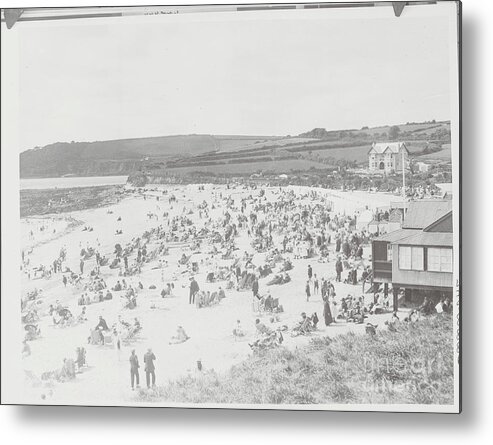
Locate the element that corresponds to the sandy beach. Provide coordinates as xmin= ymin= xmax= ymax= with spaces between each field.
xmin=20 ymin=184 xmax=404 ymax=405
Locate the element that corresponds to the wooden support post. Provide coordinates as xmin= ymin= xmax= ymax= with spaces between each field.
xmin=393 ymin=286 xmax=399 ymax=312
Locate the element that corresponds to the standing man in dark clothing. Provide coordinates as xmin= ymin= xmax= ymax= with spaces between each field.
xmin=307 ymin=265 xmax=313 ymax=281
xmin=342 ymin=241 xmax=351 ymax=258
xmin=252 ymin=276 xmax=259 ymax=298
xmin=144 ymin=348 xmax=156 ymax=388
xmin=129 ymin=349 xmax=140 ymax=390
xmin=335 ymin=258 xmax=343 ymax=282
xmin=189 ymin=277 xmax=199 ymax=305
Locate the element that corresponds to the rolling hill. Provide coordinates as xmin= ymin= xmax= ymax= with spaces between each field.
xmin=19 ymin=121 xmax=451 ymax=178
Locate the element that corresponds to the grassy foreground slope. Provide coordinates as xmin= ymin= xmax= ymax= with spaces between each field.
xmin=137 ymin=314 xmax=454 ymax=405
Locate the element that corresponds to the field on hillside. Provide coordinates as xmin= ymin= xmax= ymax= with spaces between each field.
xmin=419 ymin=147 xmax=452 ymax=161
xmin=308 ymin=145 xmax=374 ymax=163
xmin=302 ymin=141 xmax=433 ymax=163
xmin=167 ymin=159 xmax=327 ymax=176
xmin=214 ymin=135 xmax=279 ymax=151
xmin=170 ymin=121 xmax=451 ymax=172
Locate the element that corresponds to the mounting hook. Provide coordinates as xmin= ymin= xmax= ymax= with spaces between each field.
xmin=392 ymin=2 xmax=406 ymax=17
xmin=4 ymin=8 xmax=24 ymax=29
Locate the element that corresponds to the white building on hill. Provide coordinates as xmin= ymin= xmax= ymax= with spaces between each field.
xmin=368 ymin=142 xmax=409 ymax=174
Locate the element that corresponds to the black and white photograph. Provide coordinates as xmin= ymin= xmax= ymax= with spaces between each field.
xmin=1 ymin=1 xmax=461 ymax=413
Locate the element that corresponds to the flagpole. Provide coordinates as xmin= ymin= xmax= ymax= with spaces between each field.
xmin=401 ymin=145 xmax=407 ymax=215
xmin=402 ymin=146 xmax=406 ymax=200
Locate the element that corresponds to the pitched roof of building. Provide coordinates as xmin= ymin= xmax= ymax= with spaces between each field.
xmin=424 ymin=211 xmax=453 ymax=232
xmin=389 ymin=209 xmax=403 ymax=223
xmin=374 ymin=228 xmax=419 ymax=243
xmin=369 ymin=142 xmax=408 ymax=154
xmin=402 ymin=200 xmax=453 ymax=229
xmin=391 ymin=232 xmax=453 ymax=247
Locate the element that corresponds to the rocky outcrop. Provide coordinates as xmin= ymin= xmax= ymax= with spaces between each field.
xmin=127 ymin=171 xmax=149 ymax=187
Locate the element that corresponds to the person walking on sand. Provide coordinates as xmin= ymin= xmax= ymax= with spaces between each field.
xmin=252 ymin=276 xmax=259 ymax=298
xmin=313 ymin=274 xmax=319 ymax=295
xmin=305 ymin=280 xmax=311 ymax=302
xmin=129 ymin=349 xmax=140 ymax=390
xmin=323 ymin=296 xmax=333 ymax=326
xmin=335 ymin=257 xmax=343 ymax=282
xmin=143 ymin=348 xmax=156 ymax=388
xmin=189 ymin=277 xmax=199 ymax=305
xmin=330 ymin=295 xmax=338 ymax=322
xmin=307 ymin=265 xmax=313 ymax=281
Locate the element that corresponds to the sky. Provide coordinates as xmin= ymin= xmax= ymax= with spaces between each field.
xmin=14 ymin=5 xmax=455 ymax=150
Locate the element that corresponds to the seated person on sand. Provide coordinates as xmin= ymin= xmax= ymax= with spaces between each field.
xmin=113 ymin=281 xmax=122 ymax=292
xmin=22 ymin=340 xmax=31 ymax=358
xmin=93 ymin=315 xmax=110 ymax=344
xmin=169 ymin=326 xmax=190 ymax=345
xmin=251 ymin=319 xmax=280 ymax=348
xmin=209 ymin=291 xmax=219 ymax=305
xmin=118 ymin=315 xmax=131 ymax=329
xmin=53 ymin=309 xmax=68 ymax=326
xmin=404 ymin=309 xmax=421 ymax=323
xmin=58 ymin=358 xmax=76 ymax=382
xmin=233 ymin=320 xmax=244 ymax=339
xmin=75 ymin=347 xmax=86 ymax=370
xmin=281 ymin=260 xmax=293 ymax=272
xmin=299 ymin=312 xmax=313 ymax=332
xmin=195 ymin=291 xmax=205 ymax=308
xmin=77 ymin=307 xmax=87 ymax=323
xmin=385 ymin=313 xmax=400 ymax=332
xmin=418 ymin=297 xmax=435 ymax=316
xmin=132 ymin=318 xmax=142 ymax=335
xmin=293 ymin=312 xmax=316 ymax=335
xmin=267 ymin=274 xmax=283 ymax=286
xmin=370 ymin=294 xmax=384 ymax=314
xmin=124 ymin=294 xmax=137 ymax=310
xmin=254 ymin=318 xmax=271 ymax=337
xmin=217 ymin=287 xmax=226 ymax=300
xmin=63 ymin=311 xmax=75 ymax=327
xmin=165 ymin=283 xmax=175 ymax=297
xmin=263 ymin=292 xmax=274 ymax=311
xmin=353 ymin=309 xmax=365 ymax=324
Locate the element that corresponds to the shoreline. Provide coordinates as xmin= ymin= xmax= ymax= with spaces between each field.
xmin=20 ymin=185 xmax=126 ymax=218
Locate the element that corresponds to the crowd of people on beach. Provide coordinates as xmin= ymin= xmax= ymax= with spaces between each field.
xmin=20 ymin=183 xmax=451 ymax=398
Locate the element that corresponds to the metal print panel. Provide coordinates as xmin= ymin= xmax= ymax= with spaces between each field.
xmin=0 ymin=1 xmax=461 ymax=412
